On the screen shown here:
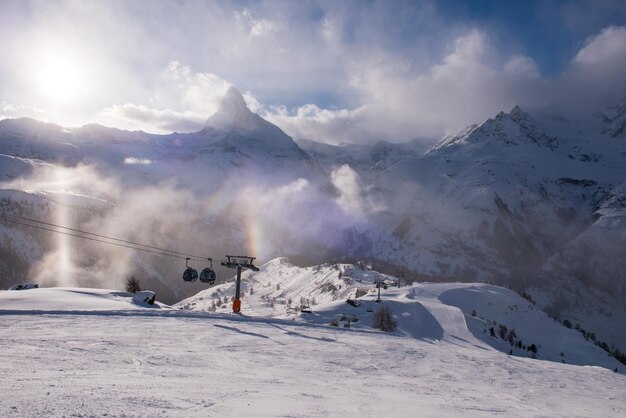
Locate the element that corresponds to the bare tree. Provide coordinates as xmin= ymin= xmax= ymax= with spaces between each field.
xmin=373 ymin=305 xmax=397 ymax=332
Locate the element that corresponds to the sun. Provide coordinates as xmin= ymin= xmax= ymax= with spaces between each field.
xmin=38 ymin=54 xmax=86 ymax=102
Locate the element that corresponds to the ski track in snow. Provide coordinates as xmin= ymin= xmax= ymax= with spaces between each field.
xmin=1 ymin=312 xmax=625 ymax=417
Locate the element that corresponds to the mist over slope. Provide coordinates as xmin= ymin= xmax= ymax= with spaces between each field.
xmin=0 ymin=87 xmax=625 ymax=353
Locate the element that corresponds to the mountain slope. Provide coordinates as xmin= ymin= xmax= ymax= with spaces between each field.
xmin=177 ymin=258 xmax=623 ymax=372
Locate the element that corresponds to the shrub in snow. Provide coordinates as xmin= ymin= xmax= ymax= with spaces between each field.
xmin=125 ymin=276 xmax=141 ymax=293
xmin=498 ymin=324 xmax=508 ymax=339
xmin=373 ymin=305 xmax=397 ymax=332
xmin=507 ymin=329 xmax=517 ymax=345
xmin=329 ymin=319 xmax=339 ymax=327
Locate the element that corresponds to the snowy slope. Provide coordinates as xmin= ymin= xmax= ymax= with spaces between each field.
xmin=0 ymin=260 xmax=624 ymax=415
xmin=0 ymin=287 xmax=172 ymax=311
xmin=1 ymin=311 xmax=625 ymax=417
xmin=177 ymin=258 xmax=624 ymax=372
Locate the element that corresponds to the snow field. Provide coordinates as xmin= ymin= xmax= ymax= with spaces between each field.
xmin=1 ymin=313 xmax=625 ymax=417
xmin=1 ymin=258 xmax=624 ymax=416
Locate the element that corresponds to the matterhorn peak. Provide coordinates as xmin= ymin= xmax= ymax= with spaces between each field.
xmin=204 ymin=86 xmax=261 ymax=133
xmin=201 ymin=85 xmax=300 ymax=149
xmin=217 ymin=86 xmax=248 ymax=116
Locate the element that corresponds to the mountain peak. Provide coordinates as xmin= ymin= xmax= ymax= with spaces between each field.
xmin=200 ymin=85 xmax=309 ymax=158
xmin=204 ymin=86 xmax=260 ymax=133
xmin=217 ymin=86 xmax=248 ymax=116
xmin=509 ymin=105 xmax=530 ymax=122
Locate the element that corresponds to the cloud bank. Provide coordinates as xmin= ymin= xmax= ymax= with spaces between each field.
xmin=264 ymin=26 xmax=626 ymax=144
xmin=0 ymin=1 xmax=625 ymax=143
xmin=95 ymin=24 xmax=626 ymax=144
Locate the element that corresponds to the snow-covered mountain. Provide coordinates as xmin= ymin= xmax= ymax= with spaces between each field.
xmin=298 ymin=103 xmax=626 ymax=354
xmin=0 ymin=89 xmax=624 ymax=357
xmin=176 ymin=257 xmax=623 ymax=372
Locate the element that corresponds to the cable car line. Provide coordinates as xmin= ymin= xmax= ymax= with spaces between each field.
xmin=6 ymin=218 xmax=207 ymax=261
xmin=5 ymin=216 xmax=256 ymax=312
xmin=12 ymin=216 xmax=208 ymax=260
xmin=15 ymin=215 xmax=238 ymax=263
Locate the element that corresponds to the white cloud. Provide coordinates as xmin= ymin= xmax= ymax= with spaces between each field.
xmin=264 ymin=25 xmax=626 ymax=144
xmin=242 ymin=91 xmax=263 ymax=113
xmin=573 ymin=26 xmax=626 ymax=66
xmin=553 ymin=25 xmax=626 ymax=112
xmin=96 ymin=62 xmax=236 ymax=133
xmin=99 ymin=103 xmax=204 ymax=133
xmin=504 ymin=55 xmax=541 ymax=79
xmin=264 ymin=30 xmax=546 ymax=144
xmin=1 ymin=1 xmax=624 ymax=144
xmin=322 ymin=17 xmax=337 ymax=42
xmin=163 ymin=61 xmax=232 ymax=114
xmin=235 ymin=9 xmax=278 ymax=39
xmin=124 ymin=157 xmax=152 ymax=165
xmin=331 ymin=164 xmax=386 ymax=216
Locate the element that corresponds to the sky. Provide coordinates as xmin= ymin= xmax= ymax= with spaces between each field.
xmin=0 ymin=0 xmax=625 ymax=144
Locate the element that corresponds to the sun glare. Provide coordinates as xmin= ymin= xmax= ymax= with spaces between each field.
xmin=38 ymin=54 xmax=86 ymax=102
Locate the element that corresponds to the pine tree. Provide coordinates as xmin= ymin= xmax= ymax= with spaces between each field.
xmin=125 ymin=276 xmax=141 ymax=293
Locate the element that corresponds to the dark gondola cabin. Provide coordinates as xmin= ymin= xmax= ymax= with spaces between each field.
xmin=183 ymin=267 xmax=198 ymax=282
xmin=199 ymin=268 xmax=216 ymax=284
xmin=183 ymin=257 xmax=199 ymax=282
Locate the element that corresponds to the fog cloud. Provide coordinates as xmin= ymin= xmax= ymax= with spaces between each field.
xmin=2 ymin=159 xmax=378 ymax=293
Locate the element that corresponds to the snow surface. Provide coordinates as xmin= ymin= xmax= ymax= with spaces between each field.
xmin=1 ymin=260 xmax=625 ymax=416
xmin=0 ymin=287 xmax=172 ymax=311
xmin=1 ymin=310 xmax=625 ymax=416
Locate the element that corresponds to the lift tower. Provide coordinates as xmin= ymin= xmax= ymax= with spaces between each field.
xmin=221 ymin=255 xmax=259 ymax=313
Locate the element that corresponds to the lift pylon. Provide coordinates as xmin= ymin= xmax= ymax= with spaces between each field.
xmin=221 ymin=255 xmax=259 ymax=313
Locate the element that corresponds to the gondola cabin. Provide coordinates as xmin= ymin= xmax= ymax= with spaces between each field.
xmin=183 ymin=267 xmax=198 ymax=282
xmin=199 ymin=268 xmax=216 ymax=284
